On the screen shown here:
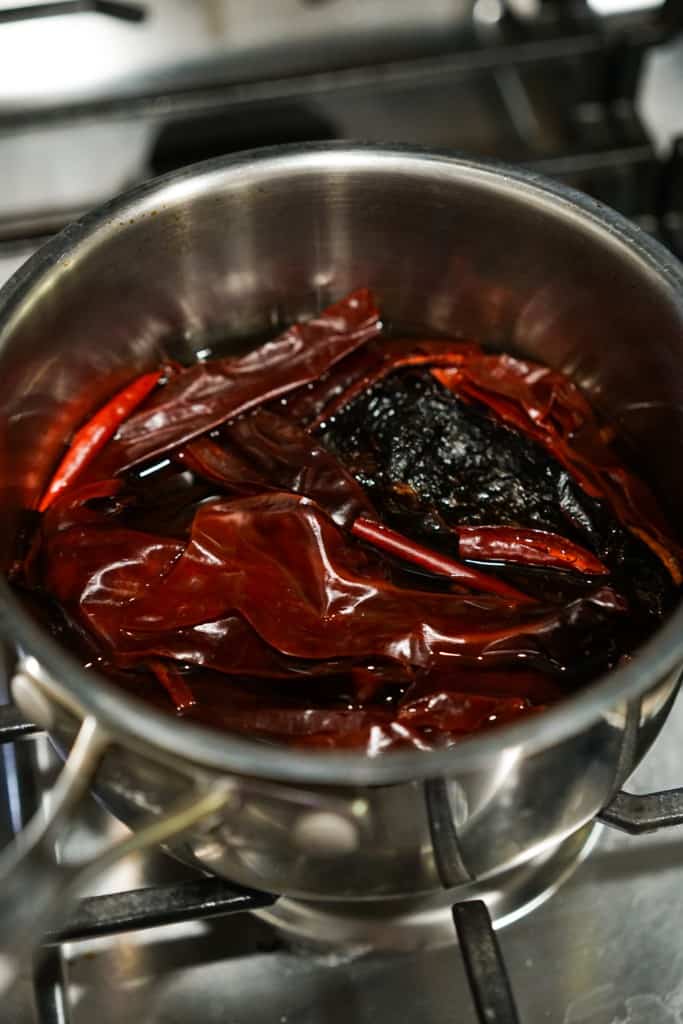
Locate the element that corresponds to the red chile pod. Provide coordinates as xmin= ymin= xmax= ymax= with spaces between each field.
xmin=456 ymin=525 xmax=608 ymax=575
xmin=351 ymin=517 xmax=534 ymax=603
xmin=39 ymin=371 xmax=162 ymax=512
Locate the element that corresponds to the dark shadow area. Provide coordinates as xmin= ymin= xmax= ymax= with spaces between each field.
xmin=150 ymin=103 xmax=337 ymax=176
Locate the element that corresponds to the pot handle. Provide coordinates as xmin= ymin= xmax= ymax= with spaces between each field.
xmin=0 ymin=710 xmax=235 ymax=999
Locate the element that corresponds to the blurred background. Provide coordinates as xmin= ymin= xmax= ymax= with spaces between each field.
xmin=0 ymin=0 xmax=682 ymax=285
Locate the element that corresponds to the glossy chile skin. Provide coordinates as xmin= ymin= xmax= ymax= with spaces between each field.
xmin=1 ymin=145 xmax=682 ymax=906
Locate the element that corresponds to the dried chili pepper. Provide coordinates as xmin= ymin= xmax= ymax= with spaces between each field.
xmin=432 ymin=356 xmax=683 ymax=583
xmin=310 ymin=347 xmax=473 ymax=431
xmin=176 ymin=408 xmax=377 ymax=527
xmin=351 ymin=517 xmax=533 ymax=602
xmin=396 ymin=691 xmax=533 ymax=734
xmin=10 ymin=288 xmax=681 ymax=754
xmin=455 ymin=526 xmax=608 ymax=575
xmin=38 ymin=370 xmax=162 ymax=512
xmin=321 ymin=367 xmax=675 ymax=623
xmin=96 ymin=288 xmax=382 ymax=475
xmin=177 ymin=436 xmax=269 ymax=496
xmin=280 ymin=336 xmax=470 ymax=426
xmin=176 ymin=692 xmax=535 ymax=751
xmin=224 ymin=409 xmax=376 ymax=527
xmin=42 ymin=490 xmax=625 ymax=677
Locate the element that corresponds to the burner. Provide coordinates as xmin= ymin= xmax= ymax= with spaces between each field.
xmin=256 ymin=823 xmax=598 ymax=953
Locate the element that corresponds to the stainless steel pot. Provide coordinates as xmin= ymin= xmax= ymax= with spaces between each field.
xmin=0 ymin=144 xmax=682 ymax=973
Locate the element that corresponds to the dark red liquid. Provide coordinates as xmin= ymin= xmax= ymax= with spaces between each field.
xmin=9 ymin=289 xmax=681 ymax=754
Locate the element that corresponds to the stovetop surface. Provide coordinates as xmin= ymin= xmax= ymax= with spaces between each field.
xmin=2 ymin=696 xmax=682 ymax=1024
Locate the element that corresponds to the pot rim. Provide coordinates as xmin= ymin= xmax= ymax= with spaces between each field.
xmin=1 ymin=141 xmax=682 ymax=786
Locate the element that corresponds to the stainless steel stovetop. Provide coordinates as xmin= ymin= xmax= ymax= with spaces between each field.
xmin=3 ymin=701 xmax=683 ymax=1024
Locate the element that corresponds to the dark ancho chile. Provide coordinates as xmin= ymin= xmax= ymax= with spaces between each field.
xmin=9 ymin=289 xmax=682 ymax=755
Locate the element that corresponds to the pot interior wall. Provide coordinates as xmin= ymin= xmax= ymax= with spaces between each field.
xmin=1 ymin=149 xmax=682 ymax=562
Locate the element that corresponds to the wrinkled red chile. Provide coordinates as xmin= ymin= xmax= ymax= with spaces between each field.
xmin=10 ymin=288 xmax=682 ymax=754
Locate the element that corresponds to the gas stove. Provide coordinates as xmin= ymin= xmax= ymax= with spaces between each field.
xmin=2 ymin=703 xmax=683 ymax=1024
xmin=2 ymin=2 xmax=683 ymax=1022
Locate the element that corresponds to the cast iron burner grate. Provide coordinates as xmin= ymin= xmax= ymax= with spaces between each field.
xmin=2 ymin=708 xmax=683 ymax=1024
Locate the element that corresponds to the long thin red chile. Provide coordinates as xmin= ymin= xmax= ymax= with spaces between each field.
xmin=351 ymin=517 xmax=533 ymax=603
xmin=456 ymin=525 xmax=608 ymax=575
xmin=38 ymin=370 xmax=162 ymax=512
